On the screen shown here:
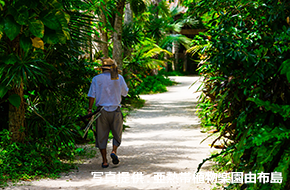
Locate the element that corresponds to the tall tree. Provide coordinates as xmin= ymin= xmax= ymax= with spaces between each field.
xmin=112 ymin=0 xmax=126 ymax=71
xmin=112 ymin=0 xmax=146 ymax=71
xmin=95 ymin=0 xmax=110 ymax=58
xmin=0 ymin=0 xmax=95 ymax=142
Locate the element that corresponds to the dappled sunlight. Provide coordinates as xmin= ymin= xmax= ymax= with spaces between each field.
xmin=126 ymin=115 xmax=200 ymax=125
xmin=11 ymin=77 xmax=214 ymax=190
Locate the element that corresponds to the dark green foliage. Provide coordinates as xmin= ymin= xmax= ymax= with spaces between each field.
xmin=136 ymin=73 xmax=175 ymax=94
xmin=122 ymin=22 xmax=143 ymax=49
xmin=0 ymin=130 xmax=74 ymax=187
xmin=0 ymin=0 xmax=99 ymax=186
xmin=193 ymin=0 xmax=290 ymax=189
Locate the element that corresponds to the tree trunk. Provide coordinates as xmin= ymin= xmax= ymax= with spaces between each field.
xmin=113 ymin=0 xmax=126 ymax=72
xmin=124 ymin=2 xmax=133 ymax=59
xmin=183 ymin=49 xmax=187 ymax=72
xmin=124 ymin=3 xmax=133 ymax=25
xmin=164 ymin=54 xmax=168 ymax=72
xmin=100 ymin=3 xmax=109 ymax=58
xmin=8 ymin=82 xmax=25 ymax=142
xmin=123 ymin=2 xmax=134 ymax=85
xmin=172 ymin=40 xmax=179 ymax=71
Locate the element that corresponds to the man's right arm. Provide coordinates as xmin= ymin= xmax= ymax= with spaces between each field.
xmin=88 ymin=97 xmax=95 ymax=115
xmin=88 ymin=77 xmax=96 ymax=114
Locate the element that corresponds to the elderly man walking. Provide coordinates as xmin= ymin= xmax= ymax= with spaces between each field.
xmin=87 ymin=58 xmax=129 ymax=168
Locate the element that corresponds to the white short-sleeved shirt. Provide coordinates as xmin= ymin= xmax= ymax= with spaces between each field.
xmin=87 ymin=72 xmax=129 ymax=112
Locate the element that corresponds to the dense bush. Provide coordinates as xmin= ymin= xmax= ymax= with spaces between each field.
xmin=136 ymin=73 xmax=175 ymax=94
xmin=193 ymin=0 xmax=290 ymax=189
xmin=0 ymin=0 xmax=100 ymax=186
xmin=0 ymin=130 xmax=74 ymax=187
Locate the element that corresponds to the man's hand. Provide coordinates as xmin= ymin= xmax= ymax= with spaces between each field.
xmin=87 ymin=110 xmax=92 ymax=120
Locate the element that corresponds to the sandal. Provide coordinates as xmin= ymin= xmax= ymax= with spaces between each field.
xmin=110 ymin=153 xmax=119 ymax=165
xmin=102 ymin=163 xmax=109 ymax=168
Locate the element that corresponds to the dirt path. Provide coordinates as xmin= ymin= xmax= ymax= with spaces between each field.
xmin=6 ymin=76 xmax=215 ymax=190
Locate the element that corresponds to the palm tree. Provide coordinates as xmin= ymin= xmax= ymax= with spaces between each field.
xmin=144 ymin=0 xmax=197 ymax=71
xmin=112 ymin=0 xmax=126 ymax=70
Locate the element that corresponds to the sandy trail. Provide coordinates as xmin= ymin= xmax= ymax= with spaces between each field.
xmin=6 ymin=76 xmax=215 ymax=190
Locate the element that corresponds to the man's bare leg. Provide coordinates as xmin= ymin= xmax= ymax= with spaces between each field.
xmin=100 ymin=149 xmax=108 ymax=166
xmin=111 ymin=145 xmax=120 ymax=165
xmin=112 ymin=145 xmax=118 ymax=154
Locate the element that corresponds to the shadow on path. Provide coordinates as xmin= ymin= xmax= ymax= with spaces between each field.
xmin=6 ymin=76 xmax=216 ymax=190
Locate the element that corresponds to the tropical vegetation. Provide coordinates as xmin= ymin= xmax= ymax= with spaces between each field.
xmin=191 ymin=0 xmax=290 ymax=189
xmin=0 ymin=0 xmax=193 ymax=186
xmin=1 ymin=0 xmax=289 ymax=189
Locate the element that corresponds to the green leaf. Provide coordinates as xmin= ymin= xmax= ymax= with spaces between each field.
xmin=7 ymin=6 xmax=17 ymax=18
xmin=20 ymin=35 xmax=32 ymax=52
xmin=62 ymin=28 xmax=70 ymax=40
xmin=247 ymin=98 xmax=290 ymax=118
xmin=55 ymin=11 xmax=69 ymax=29
xmin=0 ymin=18 xmax=4 ymax=40
xmin=280 ymin=59 xmax=290 ymax=82
xmin=43 ymin=30 xmax=59 ymax=44
xmin=28 ymin=90 xmax=35 ymax=95
xmin=15 ymin=5 xmax=29 ymax=25
xmin=28 ymin=19 xmax=44 ymax=38
xmin=41 ymin=12 xmax=62 ymax=30
xmin=0 ymin=84 xmax=8 ymax=99
xmin=8 ymin=94 xmax=21 ymax=108
xmin=51 ymin=0 xmax=62 ymax=9
xmin=4 ymin=15 xmax=21 ymax=41
xmin=0 ymin=0 xmax=5 ymax=7
xmin=4 ymin=53 xmax=18 ymax=65
xmin=56 ymin=30 xmax=67 ymax=44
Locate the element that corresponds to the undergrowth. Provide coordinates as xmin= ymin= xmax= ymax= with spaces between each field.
xmin=194 ymin=0 xmax=290 ymax=189
xmin=0 ymin=130 xmax=75 ymax=187
xmin=137 ymin=74 xmax=176 ymax=94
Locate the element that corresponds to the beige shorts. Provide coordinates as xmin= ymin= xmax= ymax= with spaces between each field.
xmin=95 ymin=107 xmax=123 ymax=149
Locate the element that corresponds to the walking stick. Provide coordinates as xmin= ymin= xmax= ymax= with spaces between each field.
xmin=77 ymin=107 xmax=104 ymax=139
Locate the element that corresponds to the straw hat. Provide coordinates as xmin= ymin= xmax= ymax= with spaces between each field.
xmin=101 ymin=58 xmax=116 ymax=70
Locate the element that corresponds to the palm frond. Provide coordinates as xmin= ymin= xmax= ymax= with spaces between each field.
xmin=142 ymin=44 xmax=173 ymax=58
xmin=186 ymin=45 xmax=205 ymax=56
xmin=125 ymin=38 xmax=172 ymax=71
xmin=62 ymin=0 xmax=95 ymax=13
xmin=180 ymin=16 xmax=199 ymax=27
xmin=186 ymin=43 xmax=211 ymax=56
xmin=157 ymin=0 xmax=171 ymax=18
xmin=122 ymin=22 xmax=143 ymax=48
xmin=166 ymin=22 xmax=184 ymax=33
xmin=141 ymin=59 xmax=167 ymax=69
xmin=169 ymin=1 xmax=188 ymax=17
xmin=159 ymin=34 xmax=192 ymax=49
